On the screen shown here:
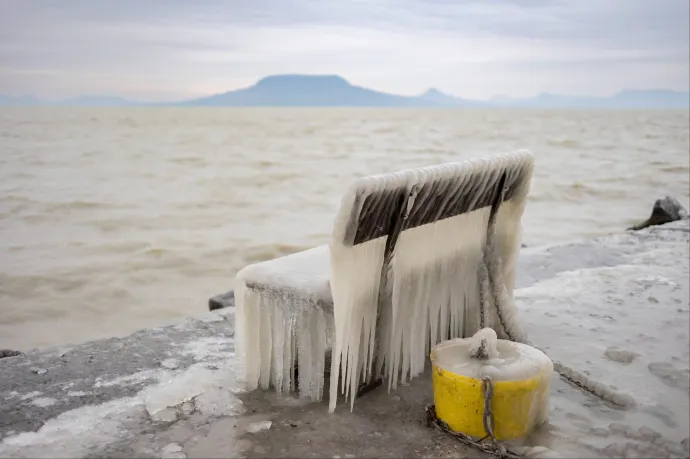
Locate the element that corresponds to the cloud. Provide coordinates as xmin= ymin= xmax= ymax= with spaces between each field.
xmin=0 ymin=0 xmax=687 ymax=100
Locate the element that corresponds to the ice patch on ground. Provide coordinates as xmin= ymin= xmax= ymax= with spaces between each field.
xmin=140 ymin=365 xmax=211 ymax=416
xmin=514 ymin=257 xmax=689 ymax=455
xmin=604 ymin=346 xmax=638 ymax=364
xmin=30 ymin=397 xmax=58 ymax=408
xmin=0 ymin=396 xmax=146 ymax=458
xmin=162 ymin=442 xmax=183 ymax=453
xmin=0 ymin=336 xmax=243 ymax=458
xmin=195 ymin=388 xmax=245 ymax=416
xmin=160 ymin=358 xmax=179 ymax=369
xmin=246 ymin=421 xmax=272 ymax=433
xmin=93 ymin=369 xmax=161 ymax=388
xmin=178 ymin=336 xmax=233 ymax=361
xmin=160 ymin=442 xmax=187 ymax=458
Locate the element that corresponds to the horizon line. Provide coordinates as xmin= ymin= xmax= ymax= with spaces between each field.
xmin=1 ymin=74 xmax=689 ymax=109
xmin=2 ymin=73 xmax=690 ymax=104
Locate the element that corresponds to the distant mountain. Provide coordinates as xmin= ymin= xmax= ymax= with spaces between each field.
xmin=496 ymin=90 xmax=690 ymax=109
xmin=0 ymin=94 xmax=140 ymax=107
xmin=0 ymin=94 xmax=42 ymax=106
xmin=495 ymin=92 xmax=601 ymax=109
xmin=606 ymin=90 xmax=690 ymax=109
xmin=1 ymin=75 xmax=688 ymax=109
xmin=175 ymin=77 xmax=689 ymax=108
xmin=176 ymin=74 xmax=427 ymax=107
xmin=416 ymin=88 xmax=485 ymax=107
xmin=489 ymin=95 xmax=514 ymax=104
xmin=0 ymin=94 xmax=139 ymax=107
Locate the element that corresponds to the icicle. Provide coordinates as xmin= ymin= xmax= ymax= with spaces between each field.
xmin=328 ymin=173 xmax=392 ymax=413
xmin=328 ymin=150 xmax=535 ymax=413
xmin=235 ymin=245 xmax=334 ymax=402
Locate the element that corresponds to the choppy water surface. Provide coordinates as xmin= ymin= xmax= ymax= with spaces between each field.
xmin=0 ymin=107 xmax=688 ymax=350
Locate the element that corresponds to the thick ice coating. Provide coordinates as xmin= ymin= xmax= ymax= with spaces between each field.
xmin=431 ymin=329 xmax=553 ymax=384
xmin=328 ymin=150 xmax=534 ymax=412
xmin=468 ymin=327 xmax=499 ymax=360
xmin=235 ymin=245 xmax=334 ymax=402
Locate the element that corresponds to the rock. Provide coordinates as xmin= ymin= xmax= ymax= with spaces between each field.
xmin=197 ymin=312 xmax=225 ymax=323
xmin=640 ymin=402 xmax=678 ymax=428
xmin=180 ymin=401 xmax=195 ymax=415
xmin=608 ymin=422 xmax=631 ymax=436
xmin=648 ymin=361 xmax=690 ymax=392
xmin=637 ymin=426 xmax=662 ymax=441
xmin=0 ymin=350 xmax=22 ymax=359
xmin=628 ymin=196 xmax=688 ymax=231
xmin=246 ymin=420 xmax=272 ymax=433
xmin=652 ymin=436 xmax=685 ymax=457
xmin=604 ymin=346 xmax=637 ymax=364
xmin=521 ymin=446 xmax=561 ymax=458
xmin=161 ymin=452 xmax=187 ymax=459
xmin=162 ymin=443 xmax=183 ymax=453
xmin=601 ymin=442 xmax=626 ymax=458
xmin=208 ymin=290 xmax=235 ymax=311
xmin=160 ymin=358 xmax=179 ymax=369
xmin=195 ymin=388 xmax=245 ymax=416
xmin=589 ymin=427 xmax=610 ymax=437
xmin=152 ymin=407 xmax=179 ymax=423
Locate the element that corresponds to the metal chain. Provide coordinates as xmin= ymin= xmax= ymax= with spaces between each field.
xmin=424 ymin=377 xmax=521 ymax=459
xmin=481 ymin=377 xmax=507 ymax=457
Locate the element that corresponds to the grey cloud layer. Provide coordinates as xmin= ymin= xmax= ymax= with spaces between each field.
xmin=1 ymin=0 xmax=687 ymax=99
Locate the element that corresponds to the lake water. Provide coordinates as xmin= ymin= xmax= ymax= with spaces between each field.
xmin=0 ymin=107 xmax=688 ymax=351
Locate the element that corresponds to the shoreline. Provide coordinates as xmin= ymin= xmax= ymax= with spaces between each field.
xmin=1 ymin=218 xmax=688 ymax=458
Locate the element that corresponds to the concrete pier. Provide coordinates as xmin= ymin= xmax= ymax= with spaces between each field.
xmin=1 ymin=220 xmax=688 ymax=458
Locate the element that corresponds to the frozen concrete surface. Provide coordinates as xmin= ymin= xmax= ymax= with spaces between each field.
xmin=1 ymin=220 xmax=688 ymax=458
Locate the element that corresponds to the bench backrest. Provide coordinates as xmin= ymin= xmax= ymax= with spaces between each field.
xmin=334 ymin=150 xmax=534 ymax=247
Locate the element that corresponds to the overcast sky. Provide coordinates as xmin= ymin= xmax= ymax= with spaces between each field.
xmin=1 ymin=0 xmax=688 ymax=101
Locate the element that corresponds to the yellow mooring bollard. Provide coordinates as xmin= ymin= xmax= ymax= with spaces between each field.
xmin=430 ymin=328 xmax=553 ymax=441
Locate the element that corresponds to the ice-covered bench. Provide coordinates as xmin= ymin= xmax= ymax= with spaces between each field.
xmin=235 ymin=150 xmax=535 ymax=411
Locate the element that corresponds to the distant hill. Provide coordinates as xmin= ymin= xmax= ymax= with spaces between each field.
xmin=495 ymin=90 xmax=690 ymax=109
xmin=0 ymin=94 xmax=42 ymax=106
xmin=605 ymin=90 xmax=690 ymax=110
xmin=0 ymin=94 xmax=139 ymax=107
xmin=415 ymin=88 xmax=485 ymax=107
xmin=175 ymin=74 xmax=428 ymax=107
xmin=1 ymin=75 xmax=688 ymax=109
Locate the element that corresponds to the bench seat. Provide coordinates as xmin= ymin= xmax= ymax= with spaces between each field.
xmin=235 ymin=245 xmax=335 ymax=401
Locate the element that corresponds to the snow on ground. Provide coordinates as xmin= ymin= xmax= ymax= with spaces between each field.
xmin=0 ymin=332 xmax=245 ymax=459
xmin=515 ymin=222 xmax=689 ymax=457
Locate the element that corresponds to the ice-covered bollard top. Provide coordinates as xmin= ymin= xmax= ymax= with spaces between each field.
xmin=432 ymin=329 xmax=552 ymax=382
xmin=468 ymin=327 xmax=499 ymax=360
